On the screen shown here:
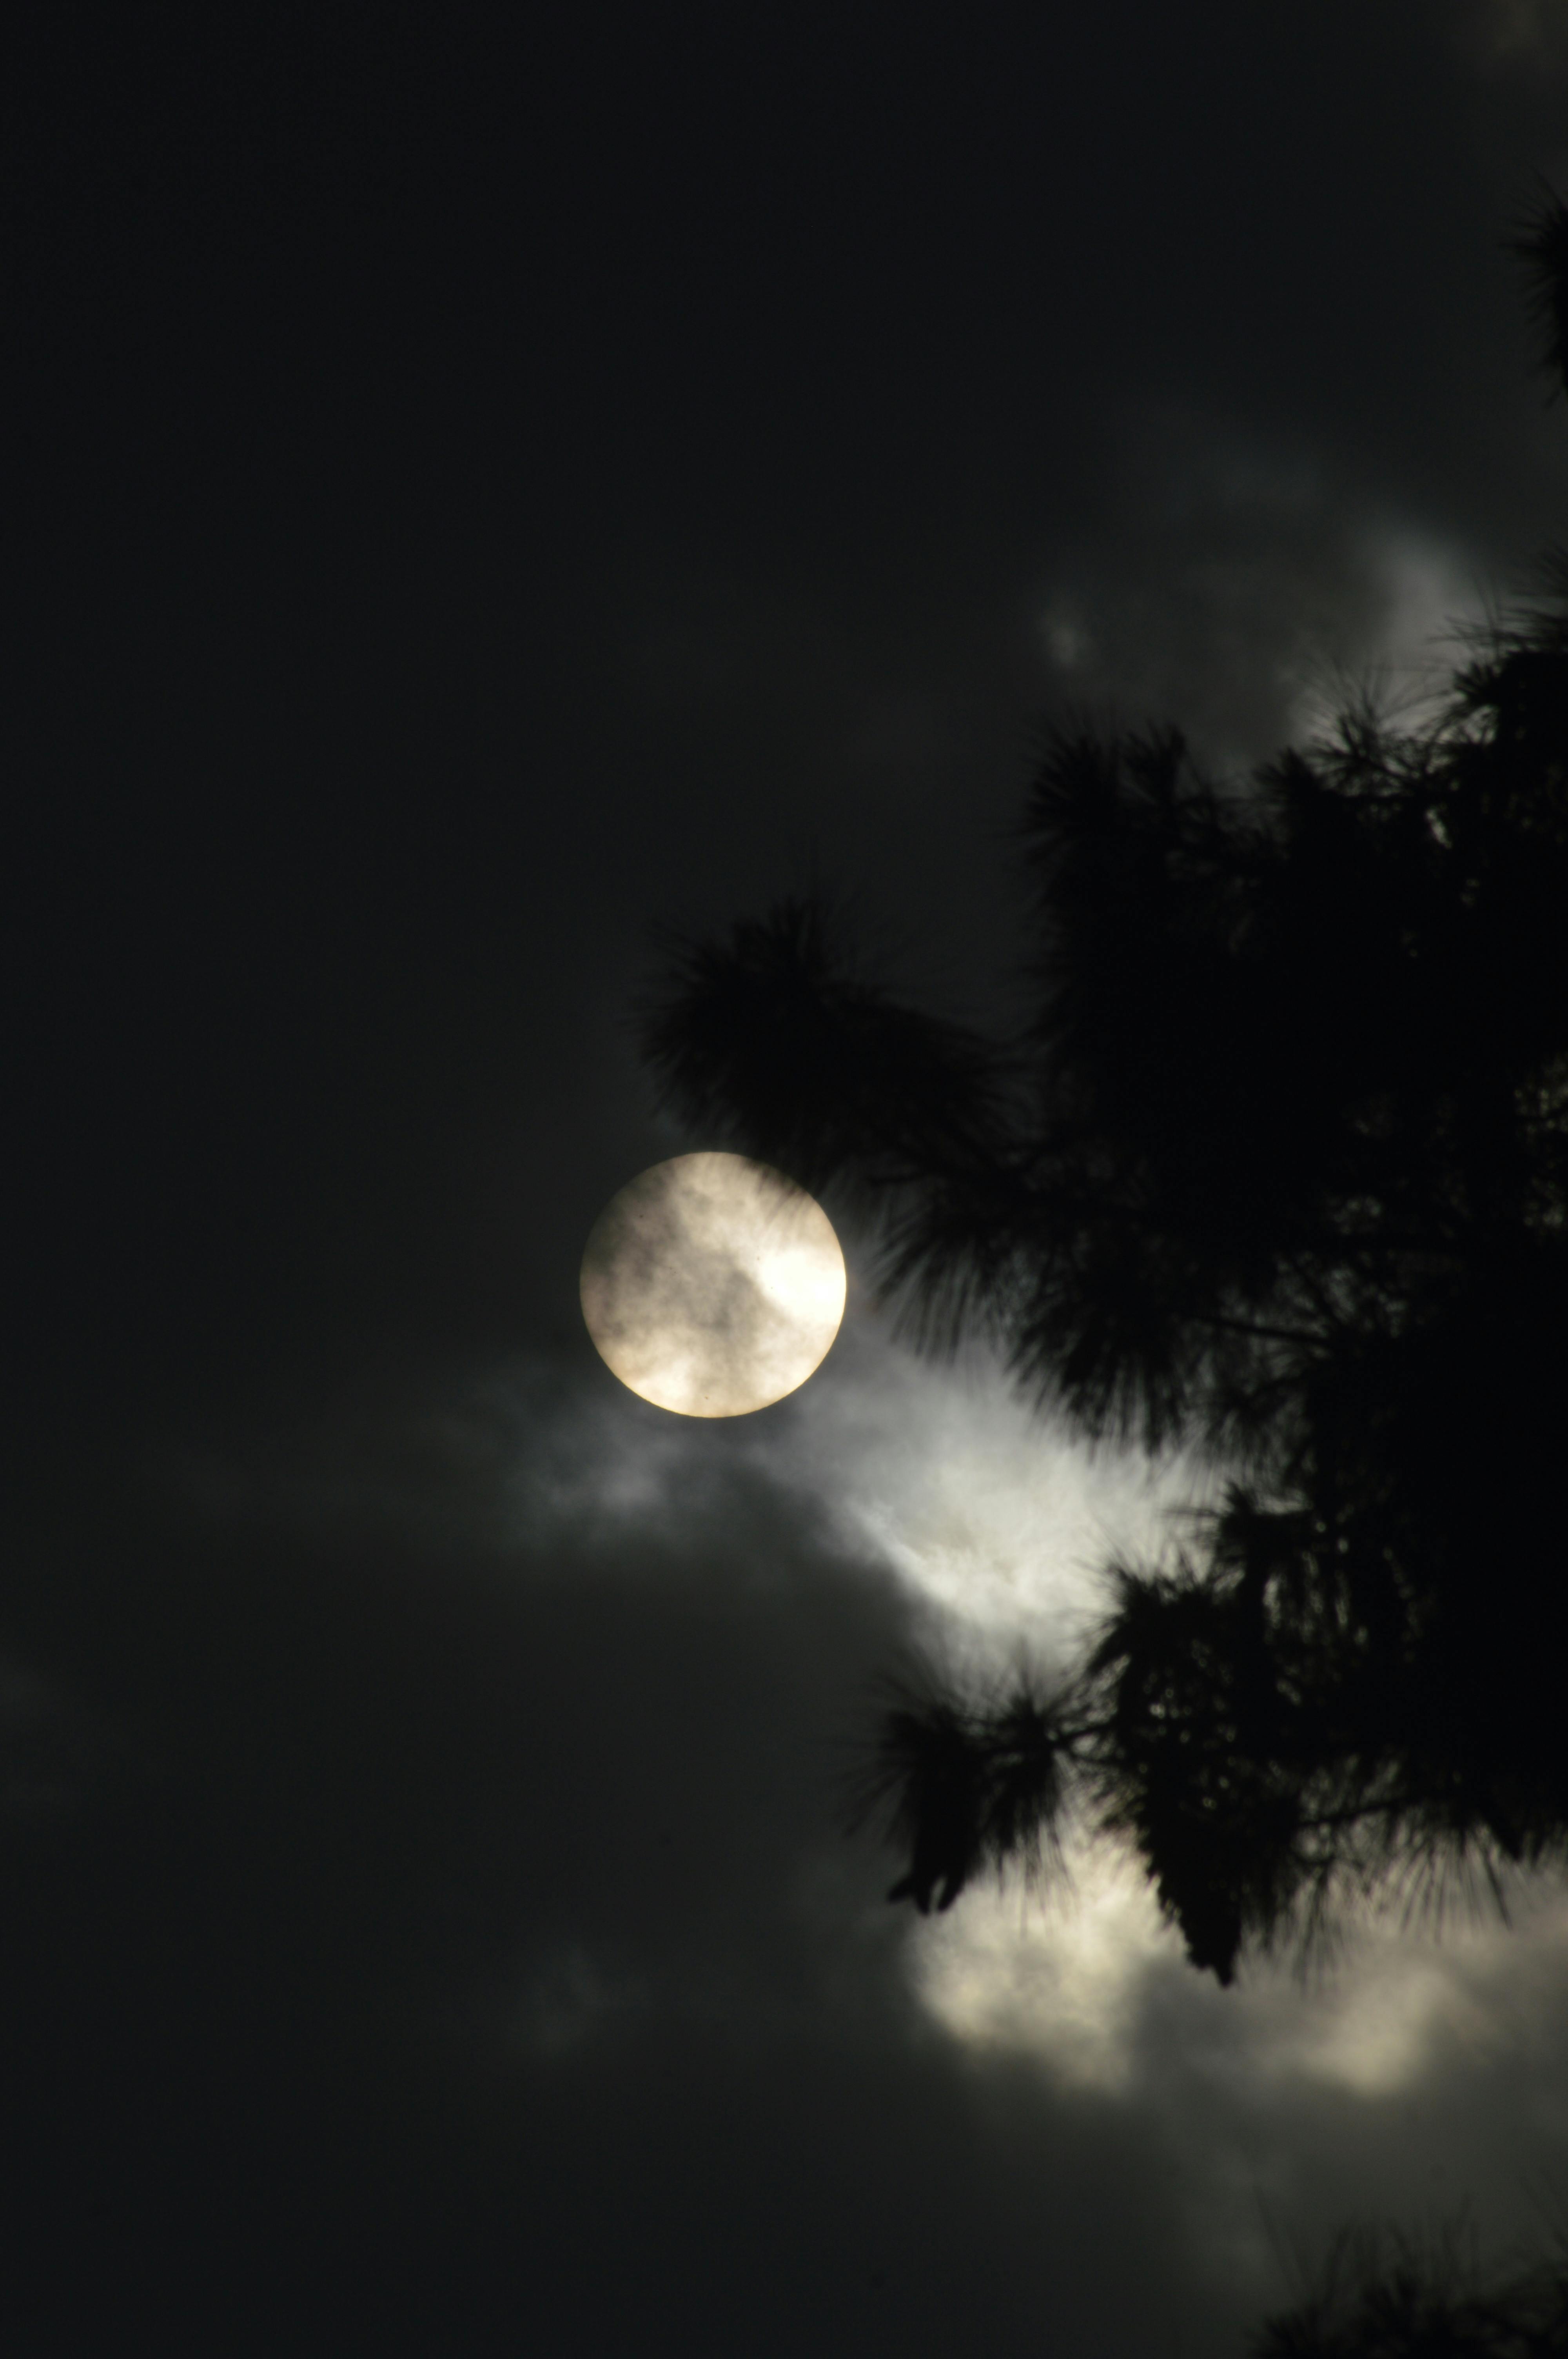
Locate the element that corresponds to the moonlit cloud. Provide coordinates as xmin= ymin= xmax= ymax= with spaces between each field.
xmin=474 ymin=1285 xmax=1211 ymax=1668
xmin=911 ymin=1840 xmax=1183 ymax=2094
xmin=1285 ymin=529 xmax=1496 ymax=745
xmin=911 ymin=1828 xmax=1568 ymax=2102
xmin=125 ymin=1224 xmax=1568 ymax=2342
xmin=298 ymin=1294 xmax=1564 ymax=2256
xmin=448 ymin=1284 xmax=1568 ymax=2274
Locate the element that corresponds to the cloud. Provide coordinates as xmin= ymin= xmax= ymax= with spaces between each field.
xmin=15 ymin=1362 xmax=1287 ymax=2355
xmin=911 ymin=1838 xmax=1185 ymax=2095
xmin=1025 ymin=404 xmax=1508 ymax=779
xmin=1454 ymin=0 xmax=1568 ymax=69
xmin=136 ymin=1311 xmax=1568 ymax=2348
xmin=1285 ymin=529 xmax=1495 ymax=745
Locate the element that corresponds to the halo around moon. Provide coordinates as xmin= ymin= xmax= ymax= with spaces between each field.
xmin=580 ymin=1152 xmax=846 ymax=1416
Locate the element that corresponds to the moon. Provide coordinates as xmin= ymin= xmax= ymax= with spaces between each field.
xmin=580 ymin=1152 xmax=847 ymax=1416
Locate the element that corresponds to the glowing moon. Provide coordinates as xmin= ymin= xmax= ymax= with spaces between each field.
xmin=580 ymin=1152 xmax=846 ymax=1416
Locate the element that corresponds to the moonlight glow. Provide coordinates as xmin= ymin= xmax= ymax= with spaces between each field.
xmin=580 ymin=1153 xmax=847 ymax=1416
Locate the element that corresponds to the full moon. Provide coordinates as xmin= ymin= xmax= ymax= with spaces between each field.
xmin=580 ymin=1152 xmax=847 ymax=1416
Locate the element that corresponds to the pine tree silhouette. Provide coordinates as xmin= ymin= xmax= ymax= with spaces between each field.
xmin=639 ymin=193 xmax=1568 ymax=1986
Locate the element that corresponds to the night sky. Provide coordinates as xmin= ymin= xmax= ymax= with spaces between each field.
xmin=7 ymin=6 xmax=1568 ymax=2351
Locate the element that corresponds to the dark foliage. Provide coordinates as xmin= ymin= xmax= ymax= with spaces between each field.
xmin=637 ymin=197 xmax=1568 ymax=1985
xmin=856 ymin=1676 xmax=1073 ymax=1916
xmin=639 ymin=898 xmax=1013 ymax=1210
xmin=1249 ymin=2222 xmax=1568 ymax=2359
xmin=1512 ymin=180 xmax=1568 ymax=401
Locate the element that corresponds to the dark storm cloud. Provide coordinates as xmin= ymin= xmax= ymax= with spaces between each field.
xmin=11 ymin=1342 xmax=1558 ymax=2353
xmin=9 ymin=1 xmax=1568 ymax=2350
xmin=34 ymin=1347 xmax=1544 ymax=2354
xmin=1 ymin=1388 xmax=1267 ymax=2355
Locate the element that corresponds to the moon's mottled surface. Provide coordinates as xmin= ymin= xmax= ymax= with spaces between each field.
xmin=580 ymin=1153 xmax=847 ymax=1416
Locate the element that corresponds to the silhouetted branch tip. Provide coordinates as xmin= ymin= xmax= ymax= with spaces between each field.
xmin=857 ymin=1676 xmax=1078 ymax=1917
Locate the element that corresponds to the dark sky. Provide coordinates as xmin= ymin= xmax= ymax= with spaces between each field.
xmin=7 ymin=5 xmax=1568 ymax=2351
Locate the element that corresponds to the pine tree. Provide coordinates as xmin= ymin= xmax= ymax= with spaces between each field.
xmin=639 ymin=193 xmax=1568 ymax=1986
